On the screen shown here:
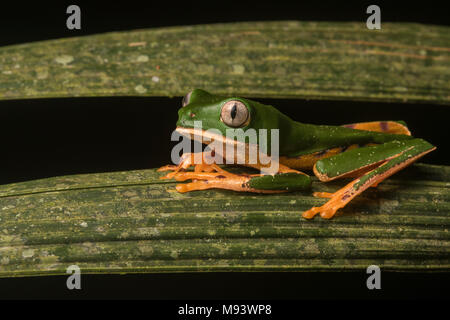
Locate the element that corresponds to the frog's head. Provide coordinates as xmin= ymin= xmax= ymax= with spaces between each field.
xmin=176 ymin=89 xmax=291 ymax=146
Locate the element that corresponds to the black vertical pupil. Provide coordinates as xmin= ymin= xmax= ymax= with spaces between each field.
xmin=230 ymin=104 xmax=237 ymax=119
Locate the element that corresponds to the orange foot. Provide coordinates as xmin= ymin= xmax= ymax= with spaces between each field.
xmin=157 ymin=153 xmax=215 ymax=179
xmin=302 ymin=180 xmax=358 ymax=219
xmin=158 ymin=155 xmax=256 ymax=193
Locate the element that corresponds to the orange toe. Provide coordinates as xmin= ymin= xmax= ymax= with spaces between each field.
xmin=157 ymin=165 xmax=177 ymax=172
xmin=302 ymin=207 xmax=321 ymax=219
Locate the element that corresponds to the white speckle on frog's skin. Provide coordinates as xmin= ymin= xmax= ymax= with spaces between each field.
xmin=22 ymin=249 xmax=35 ymax=258
xmin=80 ymin=222 xmax=88 ymax=228
xmin=55 ymin=55 xmax=74 ymax=66
xmin=136 ymin=55 xmax=149 ymax=62
xmin=134 ymin=84 xmax=147 ymax=93
xmin=2 ymin=70 xmax=12 ymax=75
xmin=151 ymin=76 xmax=160 ymax=83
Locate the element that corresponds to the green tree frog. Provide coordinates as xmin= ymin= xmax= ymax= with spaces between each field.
xmin=159 ymin=89 xmax=436 ymax=219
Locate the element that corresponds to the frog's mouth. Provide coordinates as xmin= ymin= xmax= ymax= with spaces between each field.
xmin=175 ymin=126 xmax=270 ymax=167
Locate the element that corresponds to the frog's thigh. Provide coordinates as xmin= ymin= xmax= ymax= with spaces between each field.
xmin=280 ymin=146 xmax=350 ymax=170
xmin=305 ymin=138 xmax=435 ymax=219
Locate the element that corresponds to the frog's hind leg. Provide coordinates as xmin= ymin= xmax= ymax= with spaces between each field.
xmin=303 ymin=139 xmax=435 ymax=219
xmin=158 ymin=152 xmax=311 ymax=193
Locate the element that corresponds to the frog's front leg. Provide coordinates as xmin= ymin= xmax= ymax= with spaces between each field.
xmin=158 ymin=152 xmax=311 ymax=193
xmin=158 ymin=152 xmax=216 ymax=180
xmin=303 ymin=138 xmax=435 ymax=219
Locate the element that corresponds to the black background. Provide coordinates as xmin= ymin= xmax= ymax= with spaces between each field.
xmin=0 ymin=0 xmax=449 ymax=300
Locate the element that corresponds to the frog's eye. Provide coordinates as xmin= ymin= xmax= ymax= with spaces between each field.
xmin=220 ymin=100 xmax=249 ymax=128
xmin=182 ymin=91 xmax=192 ymax=107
